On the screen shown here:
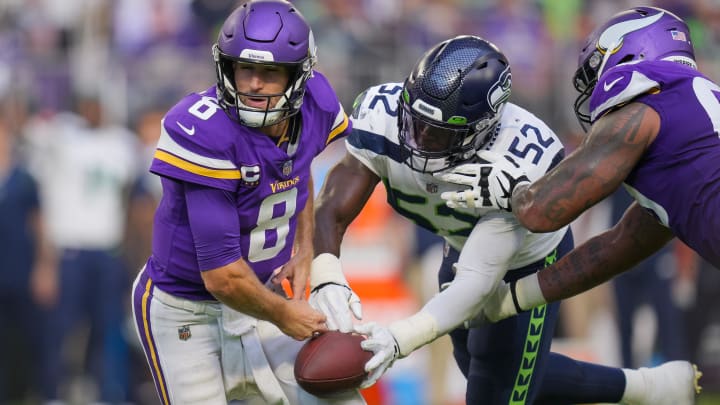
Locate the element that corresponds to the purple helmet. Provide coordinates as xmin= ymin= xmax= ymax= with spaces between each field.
xmin=573 ymin=6 xmax=695 ymax=128
xmin=212 ymin=0 xmax=317 ymax=127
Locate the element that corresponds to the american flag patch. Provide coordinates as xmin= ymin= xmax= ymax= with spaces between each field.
xmin=671 ymin=30 xmax=687 ymax=42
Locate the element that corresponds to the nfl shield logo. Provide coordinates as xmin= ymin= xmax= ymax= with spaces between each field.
xmin=282 ymin=160 xmax=293 ymax=177
xmin=426 ymin=183 xmax=438 ymax=193
xmin=178 ymin=325 xmax=191 ymax=341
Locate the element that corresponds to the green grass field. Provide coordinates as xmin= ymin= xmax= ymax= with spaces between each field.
xmin=700 ymin=393 xmax=720 ymax=405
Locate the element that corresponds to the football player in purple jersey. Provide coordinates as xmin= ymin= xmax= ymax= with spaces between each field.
xmin=129 ymin=1 xmax=364 ymax=404
xmin=315 ymin=35 xmax=700 ymax=405
xmin=441 ymin=7 xmax=720 ymax=334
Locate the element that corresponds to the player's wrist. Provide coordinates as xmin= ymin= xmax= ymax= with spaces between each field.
xmin=510 ymin=181 xmax=530 ymax=208
xmin=512 ymin=273 xmax=546 ymax=311
xmin=310 ymin=253 xmax=348 ymax=289
xmin=388 ymin=312 xmax=438 ymax=357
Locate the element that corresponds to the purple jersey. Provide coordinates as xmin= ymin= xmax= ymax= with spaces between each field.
xmin=589 ymin=60 xmax=720 ymax=267
xmin=146 ymin=72 xmax=349 ymax=300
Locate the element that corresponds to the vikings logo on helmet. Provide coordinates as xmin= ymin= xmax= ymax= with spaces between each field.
xmin=572 ymin=6 xmax=696 ymax=129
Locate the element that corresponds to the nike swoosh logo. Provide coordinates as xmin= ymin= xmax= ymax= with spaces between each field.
xmin=603 ymin=77 xmax=623 ymax=91
xmin=176 ymin=121 xmax=195 ymax=136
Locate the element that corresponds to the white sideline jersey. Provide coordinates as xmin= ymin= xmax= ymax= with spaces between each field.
xmin=346 ymin=82 xmax=568 ymax=271
xmin=25 ymin=113 xmax=139 ymax=249
xmin=347 ymin=82 xmax=570 ymax=335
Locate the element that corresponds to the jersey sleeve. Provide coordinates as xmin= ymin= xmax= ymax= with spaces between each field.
xmin=184 ymin=182 xmax=243 ymax=271
xmin=589 ymin=63 xmax=661 ymax=123
xmin=305 ymin=71 xmax=351 ymax=147
xmin=326 ymin=103 xmax=350 ymax=146
xmin=345 ymin=83 xmax=406 ymax=179
xmin=490 ymin=104 xmax=566 ymax=181
xmin=150 ymin=105 xmax=241 ymax=192
xmin=422 ymin=213 xmax=527 ymax=334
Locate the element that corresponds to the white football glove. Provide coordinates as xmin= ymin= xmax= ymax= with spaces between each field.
xmin=434 ymin=150 xmax=530 ymax=211
xmin=479 ymin=280 xmax=519 ymax=323
xmin=354 ymin=322 xmax=399 ymax=389
xmin=309 ymin=253 xmax=362 ymax=333
xmin=477 ymin=275 xmax=546 ymax=323
xmin=461 ymin=282 xmax=515 ymax=328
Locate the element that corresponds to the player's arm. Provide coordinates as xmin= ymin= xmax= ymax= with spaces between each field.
xmin=29 ymin=205 xmax=58 ymax=309
xmin=183 ymin=181 xmax=326 ymax=340
xmin=309 ymin=152 xmax=380 ymax=331
xmin=357 ymin=214 xmax=523 ymax=387
xmin=492 ymin=202 xmax=673 ymax=318
xmin=202 ymin=259 xmax=327 ymax=340
xmin=512 ymin=103 xmax=660 ymax=232
xmin=314 ymin=152 xmax=380 ymax=254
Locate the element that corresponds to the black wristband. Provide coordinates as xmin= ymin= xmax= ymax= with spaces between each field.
xmin=310 ymin=281 xmax=349 ymax=294
xmin=509 ymin=280 xmax=524 ymax=313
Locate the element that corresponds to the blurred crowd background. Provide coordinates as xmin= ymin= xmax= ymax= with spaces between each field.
xmin=1 ymin=0 xmax=720 ymax=404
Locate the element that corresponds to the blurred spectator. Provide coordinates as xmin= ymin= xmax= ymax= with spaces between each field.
xmin=465 ymin=0 xmax=554 ymax=119
xmin=0 ymin=83 xmax=57 ymax=403
xmin=124 ymin=107 xmax=164 ymax=272
xmin=24 ymin=95 xmax=140 ymax=403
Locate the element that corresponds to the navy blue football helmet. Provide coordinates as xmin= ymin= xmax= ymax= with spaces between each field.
xmin=398 ymin=35 xmax=511 ymax=173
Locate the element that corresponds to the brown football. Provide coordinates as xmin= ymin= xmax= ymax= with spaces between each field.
xmin=294 ymin=331 xmax=372 ymax=396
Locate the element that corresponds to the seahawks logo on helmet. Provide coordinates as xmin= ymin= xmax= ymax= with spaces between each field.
xmin=487 ymin=66 xmax=511 ymax=112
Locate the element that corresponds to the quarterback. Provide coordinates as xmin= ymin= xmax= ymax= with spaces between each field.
xmin=130 ymin=1 xmax=364 ymax=404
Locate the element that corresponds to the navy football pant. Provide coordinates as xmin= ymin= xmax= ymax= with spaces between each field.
xmin=439 ymin=229 xmax=625 ymax=404
xmin=41 ymin=249 xmax=129 ymax=402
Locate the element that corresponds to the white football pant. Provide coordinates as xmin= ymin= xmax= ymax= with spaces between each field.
xmin=131 ymin=269 xmax=366 ymax=405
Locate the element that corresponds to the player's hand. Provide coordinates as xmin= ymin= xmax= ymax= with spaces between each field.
xmin=309 ymin=254 xmax=363 ymax=333
xmin=434 ymin=150 xmax=530 ymax=211
xmin=354 ymin=322 xmax=399 ymax=389
xmin=273 ymin=248 xmax=311 ymax=299
xmin=278 ymin=299 xmax=328 ymax=341
xmin=481 ymin=281 xmax=519 ymax=323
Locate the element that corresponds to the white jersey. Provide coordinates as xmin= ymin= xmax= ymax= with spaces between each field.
xmin=25 ymin=112 xmax=140 ymax=249
xmin=346 ymin=82 xmax=568 ymax=271
xmin=346 ymin=82 xmax=570 ymax=336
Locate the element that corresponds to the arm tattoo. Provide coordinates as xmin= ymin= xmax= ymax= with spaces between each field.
xmin=515 ymin=103 xmax=656 ymax=231
xmin=539 ymin=203 xmax=673 ymax=301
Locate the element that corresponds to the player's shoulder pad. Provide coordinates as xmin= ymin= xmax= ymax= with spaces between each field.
xmin=151 ymin=90 xmax=240 ymax=191
xmin=346 ymin=83 xmax=406 ymax=165
xmin=305 ymin=71 xmax=350 ymax=145
xmin=589 ymin=62 xmax=661 ymax=123
xmin=351 ymin=82 xmax=404 ymax=117
xmin=350 ymin=82 xmax=403 ymax=131
xmin=305 ymin=71 xmax=342 ymax=113
xmin=492 ymin=103 xmax=565 ymax=177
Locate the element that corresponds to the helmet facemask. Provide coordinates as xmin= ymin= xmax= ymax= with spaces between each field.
xmin=397 ymin=35 xmax=511 ymax=174
xmin=214 ymin=44 xmax=315 ymax=127
xmin=398 ymin=100 xmax=501 ymax=174
xmin=572 ymin=49 xmax=603 ymax=131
